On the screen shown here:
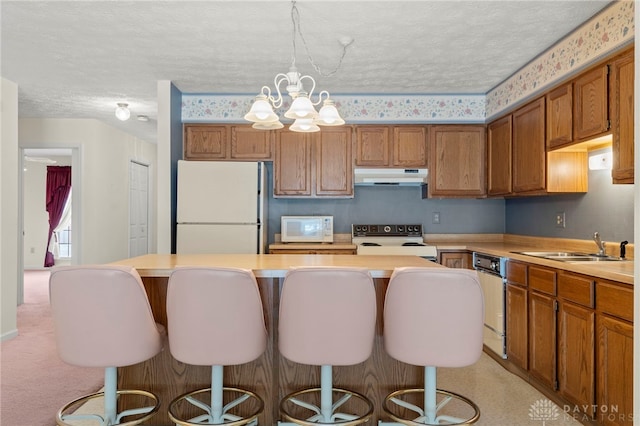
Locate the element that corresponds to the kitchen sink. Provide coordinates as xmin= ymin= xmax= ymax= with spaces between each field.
xmin=511 ymin=251 xmax=624 ymax=262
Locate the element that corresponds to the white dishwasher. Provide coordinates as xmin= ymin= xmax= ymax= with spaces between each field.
xmin=473 ymin=252 xmax=507 ymax=359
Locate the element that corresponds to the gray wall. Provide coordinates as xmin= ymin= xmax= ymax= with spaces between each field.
xmin=265 ymin=163 xmax=506 ymax=243
xmin=506 ymin=149 xmax=634 ymax=243
xmin=267 ymin=148 xmax=634 ymax=246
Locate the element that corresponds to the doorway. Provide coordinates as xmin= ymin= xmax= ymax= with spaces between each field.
xmin=20 ymin=147 xmax=79 ymax=305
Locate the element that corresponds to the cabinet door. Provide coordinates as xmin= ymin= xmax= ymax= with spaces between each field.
xmin=315 ymin=127 xmax=353 ymax=197
xmin=355 ymin=126 xmax=390 ymax=166
xmin=184 ymin=125 xmax=227 ymax=160
xmin=558 ymin=302 xmax=595 ymax=416
xmin=529 ymin=291 xmax=556 ymax=389
xmin=506 ymin=283 xmax=528 ymax=370
xmin=610 ymin=49 xmax=634 ymax=184
xmin=513 ymin=97 xmax=546 ymax=193
xmin=439 ymin=251 xmax=472 ymax=269
xmin=574 ymin=65 xmax=609 ymax=141
xmin=546 ymin=83 xmax=573 ymax=149
xmin=393 ymin=126 xmax=427 ymax=167
xmin=274 ymin=131 xmax=312 ymax=196
xmin=487 ymin=116 xmax=512 ymax=196
xmin=596 ymin=315 xmax=633 ymax=426
xmin=230 ymin=126 xmax=272 ymax=160
xmin=428 ymin=125 xmax=486 ymax=197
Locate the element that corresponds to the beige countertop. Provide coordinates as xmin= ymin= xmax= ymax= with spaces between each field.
xmin=434 ymin=241 xmax=634 ymax=285
xmin=112 ymin=253 xmax=439 ymax=279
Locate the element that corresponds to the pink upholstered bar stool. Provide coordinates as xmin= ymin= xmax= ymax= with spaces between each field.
xmin=382 ymin=268 xmax=484 ymax=425
xmin=278 ymin=267 xmax=376 ymax=425
xmin=49 ymin=265 xmax=164 ymax=426
xmin=166 ymin=267 xmax=268 ymax=425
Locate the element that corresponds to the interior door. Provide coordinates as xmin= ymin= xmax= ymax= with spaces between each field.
xmin=129 ymin=161 xmax=149 ymax=257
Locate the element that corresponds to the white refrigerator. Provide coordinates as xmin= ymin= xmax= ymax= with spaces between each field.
xmin=176 ymin=160 xmax=266 ymax=254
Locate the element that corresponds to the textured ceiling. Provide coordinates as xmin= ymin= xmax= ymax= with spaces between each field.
xmin=1 ymin=1 xmax=612 ymax=143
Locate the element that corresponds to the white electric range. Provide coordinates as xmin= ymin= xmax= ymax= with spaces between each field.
xmin=351 ymin=224 xmax=438 ymax=261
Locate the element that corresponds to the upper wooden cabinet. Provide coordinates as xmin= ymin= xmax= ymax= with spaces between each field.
xmin=183 ymin=124 xmax=273 ymax=161
xmin=546 ymin=83 xmax=573 ymax=149
xmin=512 ymin=97 xmax=547 ymax=194
xmin=487 ymin=115 xmax=512 ymax=196
xmin=428 ymin=125 xmax=486 ymax=197
xmin=573 ymin=65 xmax=610 ymax=141
xmin=184 ymin=124 xmax=227 ymax=159
xmin=610 ymin=48 xmax=634 ymax=184
xmin=315 ymin=127 xmax=354 ymax=196
xmin=355 ymin=125 xmax=427 ymax=167
xmin=273 ymin=130 xmax=312 ymax=196
xmin=273 ymin=127 xmax=353 ymax=198
xmin=489 ymin=97 xmax=588 ymax=197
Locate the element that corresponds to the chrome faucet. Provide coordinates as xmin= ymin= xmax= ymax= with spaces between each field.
xmin=593 ymin=232 xmax=606 ymax=256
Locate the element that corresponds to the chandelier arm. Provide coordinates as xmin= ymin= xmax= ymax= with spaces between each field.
xmin=298 ymin=75 xmax=319 ymax=104
xmin=271 ymin=75 xmax=291 ymax=108
xmin=316 ymin=90 xmax=331 ymax=104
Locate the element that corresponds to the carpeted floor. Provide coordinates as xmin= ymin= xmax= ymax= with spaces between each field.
xmin=1 ymin=270 xmax=104 ymax=426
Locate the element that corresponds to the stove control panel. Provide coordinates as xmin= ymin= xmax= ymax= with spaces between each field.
xmin=352 ymin=224 xmax=423 ymax=237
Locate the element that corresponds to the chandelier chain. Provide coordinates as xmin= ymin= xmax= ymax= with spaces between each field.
xmin=290 ymin=0 xmax=351 ymax=78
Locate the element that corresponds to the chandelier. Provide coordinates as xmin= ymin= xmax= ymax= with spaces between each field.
xmin=244 ymin=1 xmax=351 ymax=132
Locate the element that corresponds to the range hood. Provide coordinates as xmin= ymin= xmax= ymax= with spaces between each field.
xmin=354 ymin=168 xmax=428 ymax=186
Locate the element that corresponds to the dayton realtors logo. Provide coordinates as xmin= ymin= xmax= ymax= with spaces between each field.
xmin=529 ymin=399 xmax=560 ymax=425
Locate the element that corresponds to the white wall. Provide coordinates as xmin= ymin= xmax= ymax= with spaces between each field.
xmin=23 ymin=156 xmax=72 ymax=268
xmin=1 ymin=78 xmax=20 ymax=340
xmin=19 ymin=118 xmax=157 ymax=264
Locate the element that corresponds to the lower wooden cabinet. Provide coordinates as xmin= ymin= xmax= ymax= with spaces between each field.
xmin=596 ymin=280 xmax=634 ymax=426
xmin=438 ymin=251 xmax=472 ymax=269
xmin=503 ymin=261 xmax=633 ymax=426
xmin=506 ymin=260 xmax=528 ymax=370
xmin=558 ymin=301 xmax=595 ymax=416
xmin=557 ymin=272 xmax=595 ymax=417
xmin=529 ymin=290 xmax=557 ymax=389
xmin=506 ymin=282 xmax=528 ymax=370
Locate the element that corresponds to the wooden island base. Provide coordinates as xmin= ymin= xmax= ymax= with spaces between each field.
xmin=114 ymin=254 xmax=439 ymax=425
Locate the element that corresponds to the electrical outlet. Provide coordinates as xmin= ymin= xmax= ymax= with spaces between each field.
xmin=555 ymin=212 xmax=566 ymax=228
xmin=432 ymin=212 xmax=441 ymax=224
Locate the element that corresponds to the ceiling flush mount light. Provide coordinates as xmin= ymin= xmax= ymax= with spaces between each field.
xmin=244 ymin=0 xmax=351 ymax=132
xmin=115 ymin=103 xmax=131 ymax=121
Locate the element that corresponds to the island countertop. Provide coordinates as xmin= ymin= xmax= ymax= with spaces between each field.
xmin=111 ymin=253 xmax=439 ymax=278
xmin=109 ymin=253 xmax=441 ymax=425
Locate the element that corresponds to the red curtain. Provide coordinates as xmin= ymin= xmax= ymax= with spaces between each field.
xmin=44 ymin=166 xmax=72 ymax=267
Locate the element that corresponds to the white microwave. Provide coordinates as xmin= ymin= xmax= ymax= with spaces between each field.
xmin=281 ymin=216 xmax=334 ymax=243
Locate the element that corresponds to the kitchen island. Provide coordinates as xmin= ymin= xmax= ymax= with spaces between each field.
xmin=111 ymin=254 xmax=440 ymax=425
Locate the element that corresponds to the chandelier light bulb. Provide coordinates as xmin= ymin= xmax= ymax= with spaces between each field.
xmin=316 ymin=100 xmax=345 ymax=126
xmin=115 ymin=103 xmax=130 ymax=121
xmin=284 ymin=94 xmax=317 ymax=120
xmin=290 ymin=118 xmax=320 ymax=133
xmin=244 ymin=95 xmax=279 ymax=123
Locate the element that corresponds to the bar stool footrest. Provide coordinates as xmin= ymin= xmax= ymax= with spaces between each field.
xmin=280 ymin=387 xmax=373 ymax=425
xmin=382 ymin=388 xmax=480 ymax=425
xmin=56 ymin=389 xmax=160 ymax=426
xmin=168 ymin=386 xmax=264 ymax=426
